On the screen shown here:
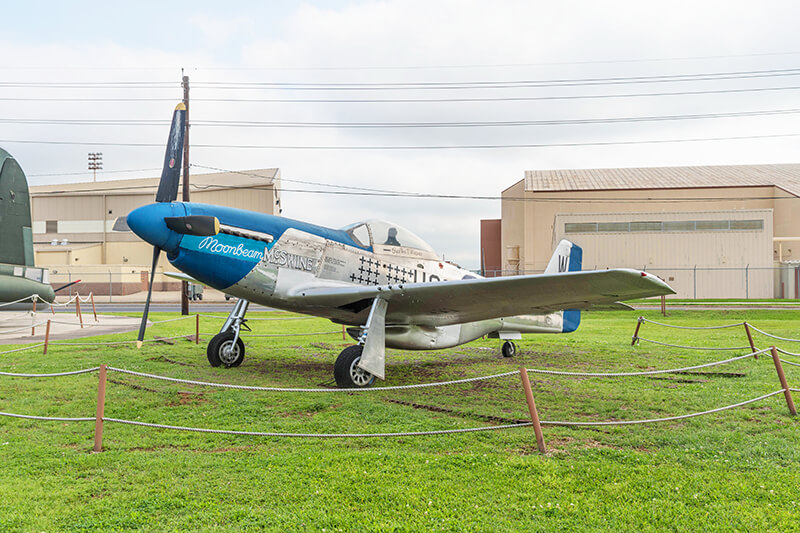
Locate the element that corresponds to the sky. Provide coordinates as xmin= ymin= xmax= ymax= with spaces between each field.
xmin=3 ymin=0 xmax=800 ymax=268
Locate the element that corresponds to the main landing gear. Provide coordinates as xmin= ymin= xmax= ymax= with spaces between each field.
xmin=501 ymin=340 xmax=517 ymax=358
xmin=334 ymin=345 xmax=376 ymax=388
xmin=208 ymin=298 xmax=250 ymax=368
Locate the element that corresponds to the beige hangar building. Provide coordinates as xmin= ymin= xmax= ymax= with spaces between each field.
xmin=487 ymin=164 xmax=800 ymax=299
xmin=29 ymin=169 xmax=280 ymax=294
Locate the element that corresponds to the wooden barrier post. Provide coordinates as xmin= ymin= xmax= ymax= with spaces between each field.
xmin=342 ymin=324 xmax=346 ymax=341
xmin=660 ymin=295 xmax=666 ymax=317
xmin=90 ymin=293 xmax=98 ymax=321
xmin=631 ymin=317 xmax=643 ymax=346
xmin=743 ymin=323 xmax=758 ymax=359
xmin=195 ymin=314 xmax=200 ymax=344
xmin=43 ymin=320 xmax=51 ymax=355
xmin=770 ymin=346 xmax=797 ymax=415
xmin=519 ymin=367 xmax=547 ymax=453
xmin=31 ymin=297 xmax=37 ymax=336
xmin=93 ymin=364 xmax=108 ymax=452
xmin=76 ymin=298 xmax=84 ymax=328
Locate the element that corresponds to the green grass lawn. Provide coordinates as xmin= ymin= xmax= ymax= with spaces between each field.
xmin=1 ymin=308 xmax=799 ymax=531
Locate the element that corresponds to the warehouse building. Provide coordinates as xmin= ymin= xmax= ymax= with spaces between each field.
xmin=486 ymin=164 xmax=800 ymax=298
xmin=29 ymin=169 xmax=280 ymax=294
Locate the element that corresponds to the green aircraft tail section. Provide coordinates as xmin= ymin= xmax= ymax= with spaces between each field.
xmin=0 ymin=148 xmax=34 ymax=266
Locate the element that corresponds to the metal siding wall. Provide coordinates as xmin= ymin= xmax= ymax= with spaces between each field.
xmin=554 ymin=210 xmax=773 ymax=297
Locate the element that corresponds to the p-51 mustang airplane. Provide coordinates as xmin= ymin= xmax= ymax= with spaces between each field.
xmin=127 ymin=104 xmax=674 ymax=387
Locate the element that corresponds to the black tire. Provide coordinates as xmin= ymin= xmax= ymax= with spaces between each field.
xmin=334 ymin=345 xmax=375 ymax=388
xmin=501 ymin=341 xmax=517 ymax=358
xmin=207 ymin=332 xmax=245 ymax=368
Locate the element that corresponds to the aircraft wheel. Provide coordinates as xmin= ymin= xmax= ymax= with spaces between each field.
xmin=334 ymin=345 xmax=375 ymax=388
xmin=207 ymin=332 xmax=245 ymax=368
xmin=501 ymin=341 xmax=517 ymax=358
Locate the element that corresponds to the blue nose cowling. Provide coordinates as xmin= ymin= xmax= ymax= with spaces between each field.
xmin=127 ymin=202 xmax=185 ymax=252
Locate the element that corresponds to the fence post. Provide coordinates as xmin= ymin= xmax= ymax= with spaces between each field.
xmin=743 ymin=323 xmax=758 ymax=359
xmin=195 ymin=314 xmax=200 ymax=344
xmin=90 ymin=293 xmax=98 ymax=321
xmin=108 ymin=270 xmax=113 ymax=303
xmin=519 ymin=368 xmax=547 ymax=453
xmin=770 ymin=347 xmax=797 ymax=415
xmin=31 ymin=296 xmax=37 ymax=336
xmin=76 ymin=298 xmax=84 ymax=328
xmin=693 ymin=265 xmax=697 ymax=299
xmin=93 ymin=364 xmax=107 ymax=452
xmin=342 ymin=324 xmax=346 ymax=341
xmin=631 ymin=317 xmax=644 ymax=346
xmin=43 ymin=320 xmax=51 ymax=355
xmin=660 ymin=295 xmax=666 ymax=317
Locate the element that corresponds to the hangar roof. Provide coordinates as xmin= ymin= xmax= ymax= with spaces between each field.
xmin=524 ymin=164 xmax=800 ymax=197
xmin=31 ymin=168 xmax=278 ymax=197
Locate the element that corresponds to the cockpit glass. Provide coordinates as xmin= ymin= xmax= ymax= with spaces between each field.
xmin=341 ymin=222 xmax=370 ymax=248
xmin=342 ymin=219 xmax=435 ymax=253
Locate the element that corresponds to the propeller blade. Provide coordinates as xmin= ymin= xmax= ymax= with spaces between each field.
xmin=137 ymin=247 xmax=161 ymax=348
xmin=53 ymin=280 xmax=81 ymax=293
xmin=154 ymin=103 xmax=187 ymax=203
xmin=164 ymin=215 xmax=219 ymax=236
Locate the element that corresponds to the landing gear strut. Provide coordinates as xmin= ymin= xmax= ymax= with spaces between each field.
xmin=208 ymin=298 xmax=250 ymax=368
xmin=501 ymin=340 xmax=517 ymax=358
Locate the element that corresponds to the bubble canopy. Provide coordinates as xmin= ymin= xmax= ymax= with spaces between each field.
xmin=340 ymin=219 xmax=436 ymax=254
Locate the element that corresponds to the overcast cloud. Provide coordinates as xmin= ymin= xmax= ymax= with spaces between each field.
xmin=3 ymin=0 xmax=800 ymax=267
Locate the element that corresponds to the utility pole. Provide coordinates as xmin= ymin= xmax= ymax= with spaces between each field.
xmin=181 ymin=74 xmax=190 ymax=315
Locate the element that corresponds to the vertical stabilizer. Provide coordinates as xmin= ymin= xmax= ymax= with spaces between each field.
xmin=543 ymin=240 xmax=582 ymax=333
xmin=544 ymin=239 xmax=582 ymax=274
xmin=0 ymin=149 xmax=34 ymax=266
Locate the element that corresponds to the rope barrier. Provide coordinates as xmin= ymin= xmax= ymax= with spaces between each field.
xmin=238 ymin=331 xmax=340 ymax=338
xmin=776 ymin=348 xmax=800 ymax=357
xmin=780 ymin=359 xmax=800 ymax=367
xmin=541 ymin=390 xmax=784 ymax=426
xmin=150 ymin=316 xmax=197 ymax=325
xmin=0 ymin=294 xmax=38 ymax=308
xmin=0 ymin=411 xmax=94 ymax=422
xmin=0 ymin=321 xmax=50 ymax=334
xmin=639 ymin=317 xmax=746 ymax=330
xmin=107 ymin=367 xmax=521 ymax=392
xmin=50 ymin=335 xmax=195 ymax=347
xmin=0 ymin=343 xmax=46 ymax=355
xmin=525 ymin=352 xmax=766 ymax=377
xmin=77 ymin=294 xmax=94 ymax=303
xmin=103 ymin=418 xmax=532 ymax=438
xmin=198 ymin=314 xmax=313 ymax=321
xmin=635 ymin=337 xmax=752 ymax=351
xmin=0 ymin=366 xmax=100 ymax=377
xmin=747 ymin=325 xmax=800 ymax=343
xmin=49 ymin=295 xmax=80 ymax=307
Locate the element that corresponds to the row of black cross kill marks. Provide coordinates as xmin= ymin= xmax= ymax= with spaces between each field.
xmin=349 ymin=256 xmax=412 ymax=285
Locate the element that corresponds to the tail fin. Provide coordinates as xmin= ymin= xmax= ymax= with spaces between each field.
xmin=544 ymin=240 xmax=582 ymax=274
xmin=544 ymin=240 xmax=582 ymax=333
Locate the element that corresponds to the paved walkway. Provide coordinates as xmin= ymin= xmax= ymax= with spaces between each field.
xmin=0 ymin=311 xmax=143 ymax=345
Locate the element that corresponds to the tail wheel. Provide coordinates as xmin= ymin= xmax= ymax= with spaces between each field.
xmin=334 ymin=345 xmax=375 ymax=388
xmin=501 ymin=341 xmax=517 ymax=358
xmin=207 ymin=332 xmax=245 ymax=368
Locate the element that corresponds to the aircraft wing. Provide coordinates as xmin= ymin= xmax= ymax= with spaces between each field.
xmin=291 ymin=269 xmax=674 ymax=326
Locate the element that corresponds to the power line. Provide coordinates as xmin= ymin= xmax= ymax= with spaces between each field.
xmin=28 ymin=167 xmax=160 ymax=177
xmin=3 ymin=85 xmax=800 ymax=104
xmin=3 ymin=50 xmax=800 ymax=71
xmin=3 ymin=108 xmax=799 ymax=129
xmin=4 ymin=132 xmax=800 ymax=150
xmin=28 ymin=163 xmax=800 ymax=203
xmin=189 ymin=68 xmax=800 ymax=90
